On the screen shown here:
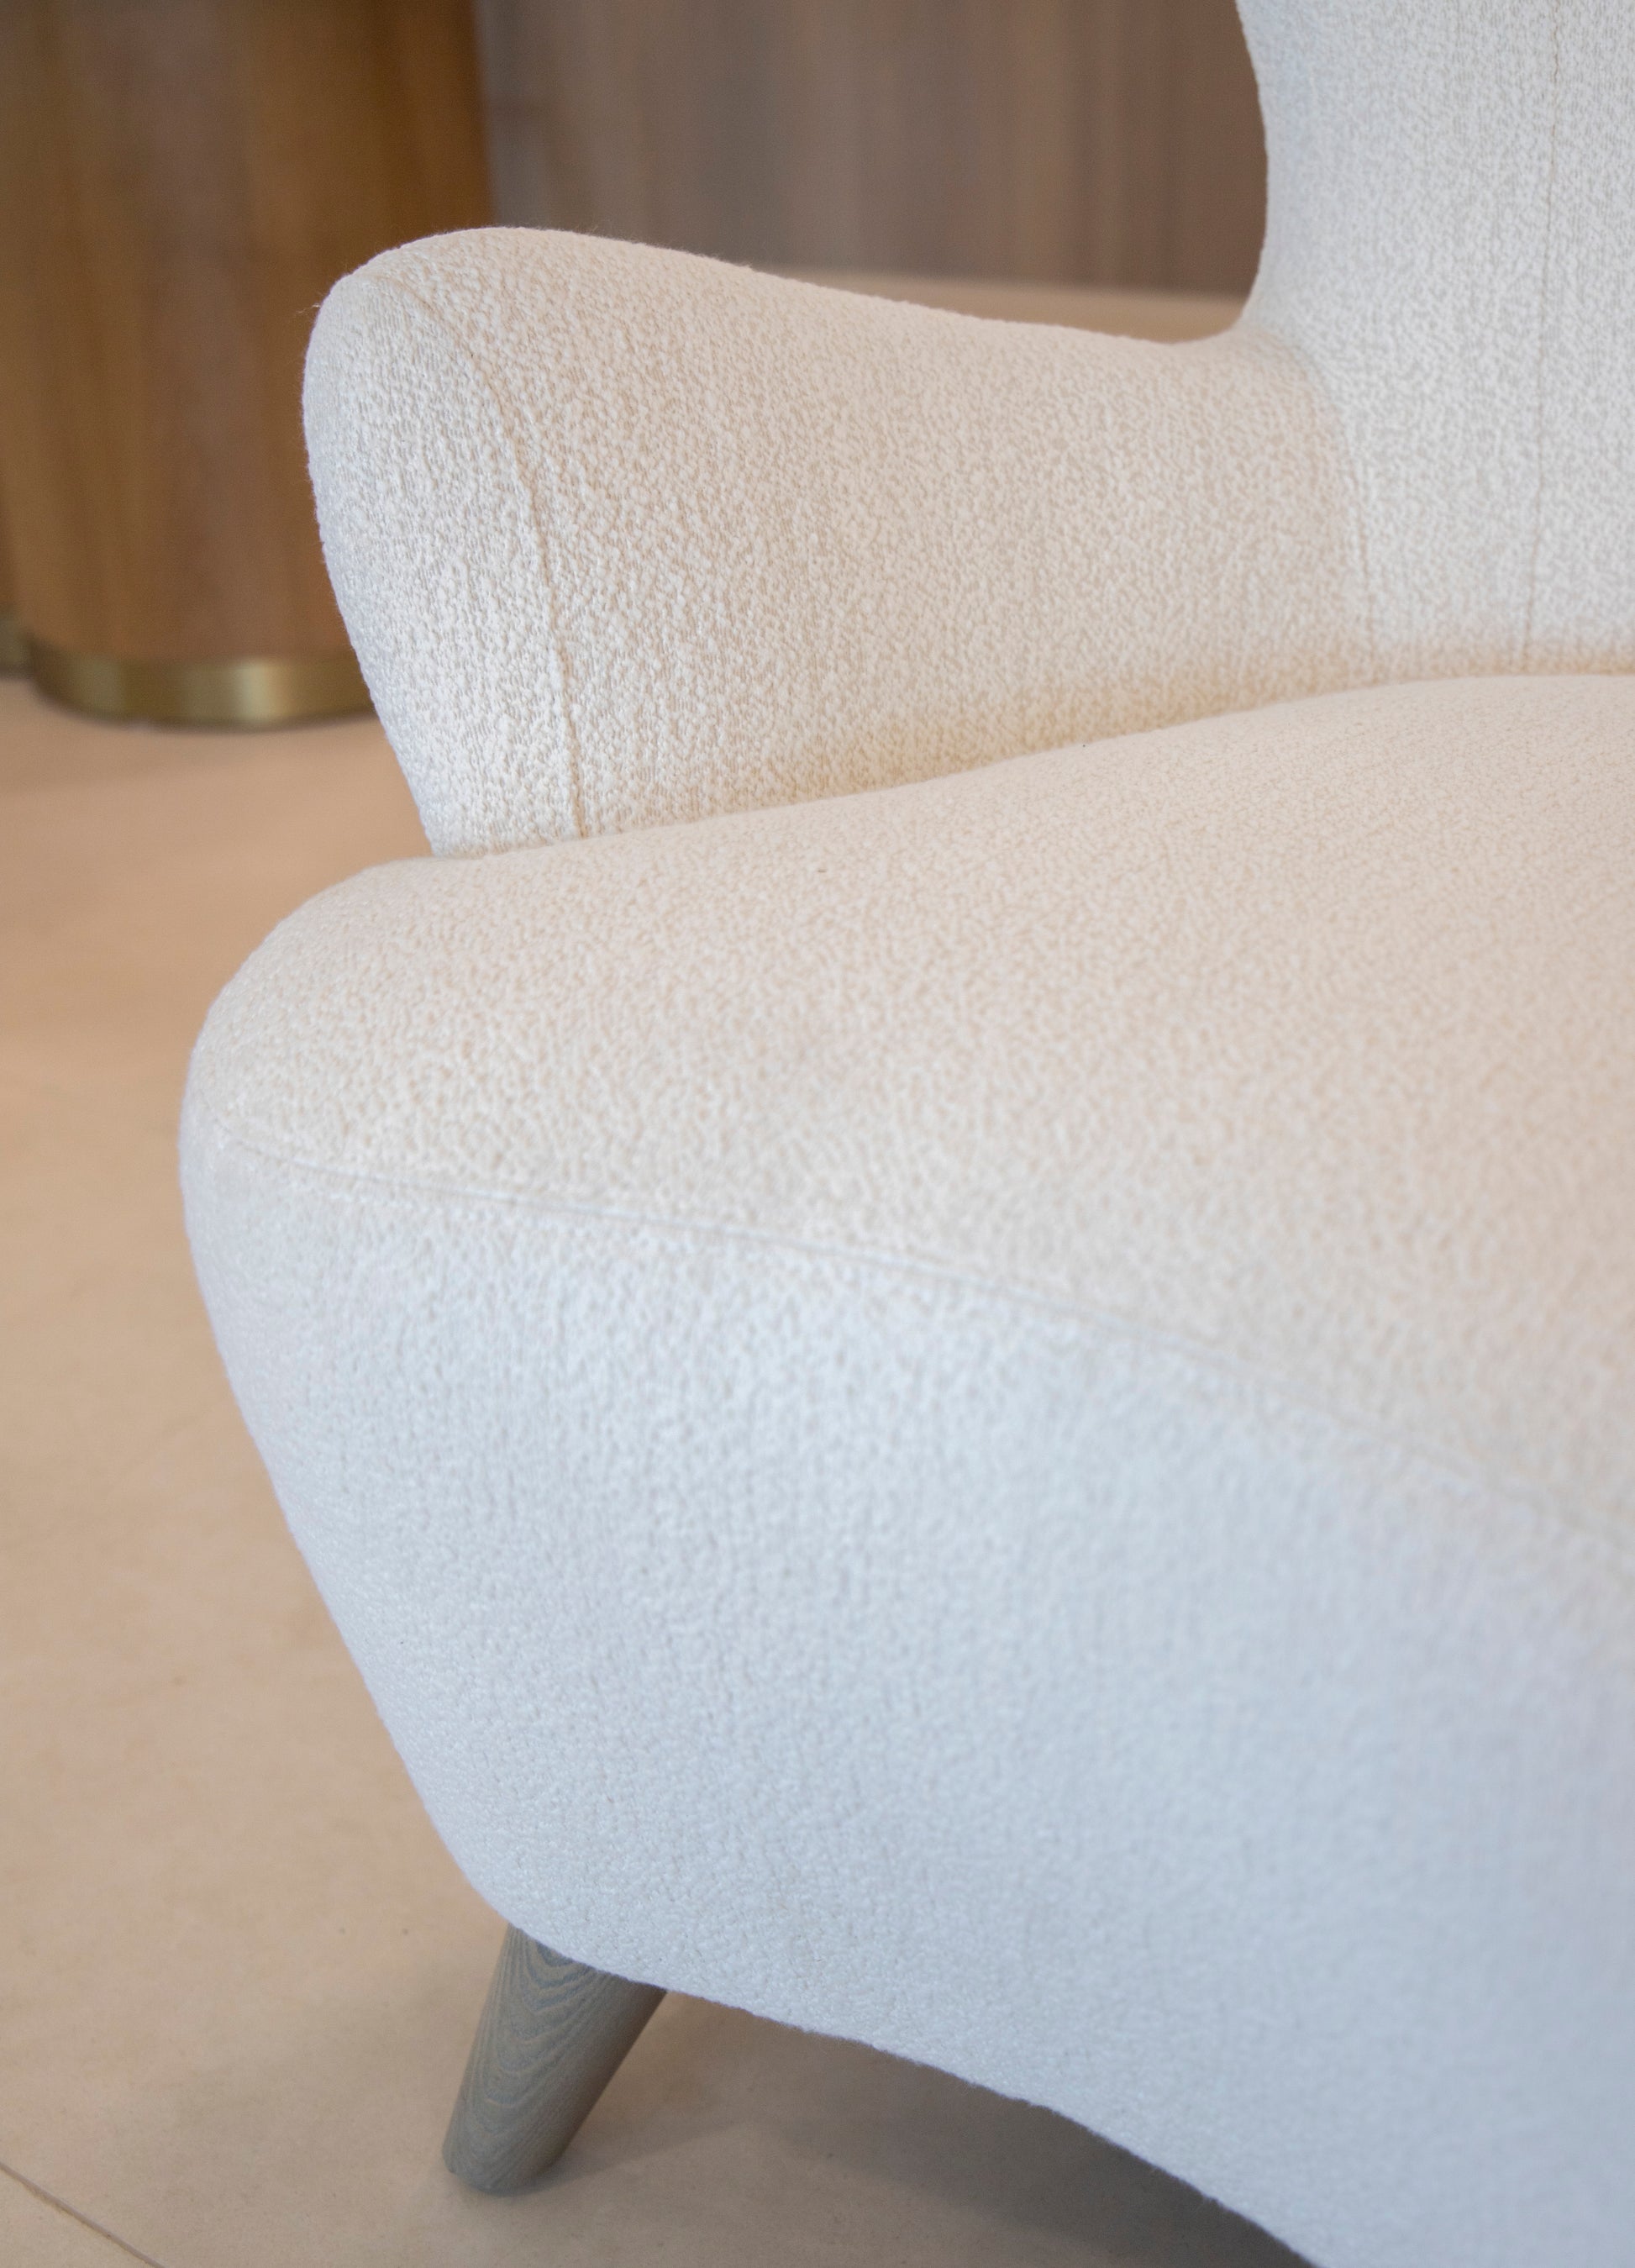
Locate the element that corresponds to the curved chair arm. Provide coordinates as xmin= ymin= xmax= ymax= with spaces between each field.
xmin=304 ymin=228 xmax=1370 ymax=857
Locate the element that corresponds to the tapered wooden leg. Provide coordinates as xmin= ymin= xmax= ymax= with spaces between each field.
xmin=443 ymin=1927 xmax=665 ymax=2193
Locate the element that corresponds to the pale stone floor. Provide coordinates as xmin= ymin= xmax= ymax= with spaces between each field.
xmin=0 ymin=272 xmax=1306 ymax=2268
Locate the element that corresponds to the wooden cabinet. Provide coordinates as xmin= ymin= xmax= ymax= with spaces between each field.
xmin=0 ymin=1 xmax=1263 ymax=727
xmin=0 ymin=1 xmax=489 ymax=724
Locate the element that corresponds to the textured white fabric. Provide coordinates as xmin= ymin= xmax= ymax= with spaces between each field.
xmin=304 ymin=234 xmax=1365 ymax=855
xmin=192 ymin=6 xmax=1635 ymax=2260
xmin=1244 ymin=0 xmax=1635 ymax=681
xmin=303 ymin=2 xmax=1635 ymax=860
xmin=186 ymin=676 xmax=1635 ymax=2268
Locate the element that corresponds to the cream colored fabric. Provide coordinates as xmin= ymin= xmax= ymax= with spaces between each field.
xmin=303 ymin=1 xmax=1635 ymax=860
xmin=193 ymin=5 xmax=1635 ymax=2261
xmin=185 ymin=676 xmax=1635 ymax=2268
xmin=305 ymin=238 xmax=1367 ymax=855
xmin=773 ymin=271 xmax=1243 ymax=340
xmin=1245 ymin=0 xmax=1635 ymax=681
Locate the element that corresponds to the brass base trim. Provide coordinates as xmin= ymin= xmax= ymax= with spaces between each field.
xmin=28 ymin=639 xmax=371 ymax=728
xmin=0 ymin=611 xmax=29 ymax=675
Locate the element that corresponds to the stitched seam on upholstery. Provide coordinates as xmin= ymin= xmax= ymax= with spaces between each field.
xmin=1245 ymin=321 xmax=1382 ymax=688
xmin=1522 ymin=0 xmax=1564 ymax=670
xmin=374 ymin=266 xmax=589 ymax=842
xmin=190 ymin=1099 xmax=1628 ymax=1565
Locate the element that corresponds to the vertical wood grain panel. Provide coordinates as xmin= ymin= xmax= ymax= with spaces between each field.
xmin=1170 ymin=0 xmax=1267 ymax=289
xmin=476 ymin=0 xmax=1264 ymax=292
xmin=0 ymin=495 xmax=24 ymax=668
xmin=0 ymin=0 xmax=490 ymax=663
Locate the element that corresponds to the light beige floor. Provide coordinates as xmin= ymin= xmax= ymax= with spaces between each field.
xmin=0 ymin=268 xmax=1296 ymax=2268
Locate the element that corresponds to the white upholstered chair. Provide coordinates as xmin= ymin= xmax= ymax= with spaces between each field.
xmin=181 ymin=6 xmax=1635 ymax=2263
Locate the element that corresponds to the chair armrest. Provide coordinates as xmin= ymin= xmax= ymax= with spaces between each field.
xmin=304 ymin=227 xmax=1367 ymax=857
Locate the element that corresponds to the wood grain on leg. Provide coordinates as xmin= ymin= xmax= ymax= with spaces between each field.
xmin=444 ymin=1927 xmax=665 ymax=2194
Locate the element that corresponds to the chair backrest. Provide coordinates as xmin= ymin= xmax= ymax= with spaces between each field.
xmin=303 ymin=3 xmax=1632 ymax=860
xmin=1241 ymin=0 xmax=1635 ymax=680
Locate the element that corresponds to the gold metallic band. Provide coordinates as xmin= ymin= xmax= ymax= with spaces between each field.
xmin=28 ymin=639 xmax=371 ymax=728
xmin=0 ymin=610 xmax=29 ymax=674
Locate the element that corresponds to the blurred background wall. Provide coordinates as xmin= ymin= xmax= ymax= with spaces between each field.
xmin=0 ymin=0 xmax=1266 ymax=717
xmin=475 ymin=0 xmax=1265 ymax=295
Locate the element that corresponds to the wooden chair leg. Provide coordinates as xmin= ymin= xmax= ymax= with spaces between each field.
xmin=443 ymin=1925 xmax=665 ymax=2193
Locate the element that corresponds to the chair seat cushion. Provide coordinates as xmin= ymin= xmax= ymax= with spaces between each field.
xmin=182 ymin=674 xmax=1635 ymax=2268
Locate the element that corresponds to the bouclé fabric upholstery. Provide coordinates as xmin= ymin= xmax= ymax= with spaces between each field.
xmin=182 ymin=5 xmax=1635 ymax=2265
xmin=302 ymin=229 xmax=1364 ymax=855
xmin=300 ymin=0 xmax=1634 ymax=861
